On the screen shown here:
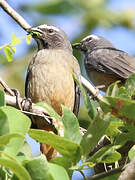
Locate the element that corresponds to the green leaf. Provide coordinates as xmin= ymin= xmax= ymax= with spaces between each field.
xmin=125 ymin=73 xmax=135 ymax=97
xmin=128 ymin=145 xmax=135 ymax=161
xmin=29 ymin=129 xmax=82 ymax=163
xmin=26 ymin=34 xmax=32 ymax=45
xmin=87 ymin=145 xmax=121 ymax=165
xmin=24 ymin=155 xmax=53 ymax=180
xmin=11 ymin=33 xmax=21 ymax=45
xmin=101 ymin=96 xmax=135 ymax=123
xmin=81 ymin=113 xmax=111 ymax=156
xmin=0 ymin=133 xmax=25 ymax=147
xmin=19 ymin=142 xmax=32 ymax=160
xmin=105 ymin=121 xmax=123 ymax=140
xmin=0 ymin=109 xmax=9 ymax=136
xmin=3 ymin=46 xmax=13 ymax=62
xmin=48 ymin=163 xmax=70 ymax=180
xmin=106 ymin=81 xmax=120 ymax=97
xmin=0 ymin=167 xmax=7 ymax=180
xmin=61 ymin=105 xmax=82 ymax=144
xmin=0 ymin=157 xmax=31 ymax=180
xmin=0 ymin=106 xmax=31 ymax=157
xmin=87 ymin=98 xmax=98 ymax=120
xmin=51 ymin=157 xmax=73 ymax=178
xmin=51 ymin=156 xmax=72 ymax=171
xmin=10 ymin=47 xmax=16 ymax=53
xmin=36 ymin=102 xmax=61 ymax=121
xmin=0 ymin=90 xmax=5 ymax=106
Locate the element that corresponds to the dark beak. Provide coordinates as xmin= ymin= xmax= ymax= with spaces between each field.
xmin=72 ymin=42 xmax=82 ymax=50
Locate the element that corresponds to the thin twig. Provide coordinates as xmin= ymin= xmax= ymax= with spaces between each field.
xmin=0 ymin=77 xmax=15 ymax=96
xmin=88 ymin=166 xmax=124 ymax=180
xmin=80 ymin=75 xmax=103 ymax=101
xmin=0 ymin=0 xmax=31 ymax=30
xmin=79 ymin=170 xmax=88 ymax=180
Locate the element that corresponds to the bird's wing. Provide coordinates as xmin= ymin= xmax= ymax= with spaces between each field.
xmin=25 ymin=69 xmax=30 ymax=98
xmin=73 ymin=82 xmax=81 ymax=116
xmin=88 ymin=49 xmax=135 ymax=79
xmin=69 ymin=55 xmax=81 ymax=117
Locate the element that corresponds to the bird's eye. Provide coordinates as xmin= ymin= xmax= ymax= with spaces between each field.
xmin=48 ymin=29 xmax=54 ymax=33
xmin=86 ymin=37 xmax=93 ymax=42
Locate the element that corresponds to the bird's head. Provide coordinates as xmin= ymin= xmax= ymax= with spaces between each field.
xmin=72 ymin=35 xmax=114 ymax=53
xmin=27 ymin=24 xmax=72 ymax=52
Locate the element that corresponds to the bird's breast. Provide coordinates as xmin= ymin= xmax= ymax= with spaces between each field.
xmin=27 ymin=50 xmax=75 ymax=115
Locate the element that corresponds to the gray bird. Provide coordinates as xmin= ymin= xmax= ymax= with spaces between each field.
xmin=25 ymin=24 xmax=81 ymax=160
xmin=73 ymin=34 xmax=135 ymax=91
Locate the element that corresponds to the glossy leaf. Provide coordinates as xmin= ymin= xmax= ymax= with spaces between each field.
xmin=81 ymin=113 xmax=111 ymax=156
xmin=29 ymin=129 xmax=82 ymax=163
xmin=11 ymin=33 xmax=21 ymax=45
xmin=106 ymin=81 xmax=120 ymax=97
xmin=3 ymin=46 xmax=13 ymax=62
xmin=0 ymin=109 xmax=9 ymax=136
xmin=101 ymin=96 xmax=135 ymax=123
xmin=36 ymin=101 xmax=61 ymax=121
xmin=0 ymin=106 xmax=31 ymax=157
xmin=48 ymin=163 xmax=69 ymax=180
xmin=62 ymin=105 xmax=82 ymax=144
xmin=0 ymin=157 xmax=31 ymax=180
xmin=128 ymin=145 xmax=135 ymax=161
xmin=87 ymin=145 xmax=121 ymax=165
xmin=24 ymin=155 xmax=53 ymax=180
xmin=10 ymin=47 xmax=16 ymax=53
xmin=125 ymin=73 xmax=135 ymax=97
xmin=26 ymin=34 xmax=32 ymax=45
xmin=0 ymin=133 xmax=25 ymax=147
xmin=0 ymin=90 xmax=5 ymax=107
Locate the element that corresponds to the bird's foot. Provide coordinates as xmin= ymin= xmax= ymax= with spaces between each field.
xmin=21 ymin=97 xmax=32 ymax=111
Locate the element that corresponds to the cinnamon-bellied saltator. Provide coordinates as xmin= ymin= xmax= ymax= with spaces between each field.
xmin=73 ymin=35 xmax=135 ymax=91
xmin=25 ymin=24 xmax=81 ymax=160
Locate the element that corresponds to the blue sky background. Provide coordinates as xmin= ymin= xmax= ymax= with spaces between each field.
xmin=1 ymin=0 xmax=135 ymax=179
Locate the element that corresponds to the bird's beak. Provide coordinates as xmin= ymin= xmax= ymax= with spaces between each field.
xmin=72 ymin=42 xmax=82 ymax=50
xmin=27 ymin=27 xmax=43 ymax=38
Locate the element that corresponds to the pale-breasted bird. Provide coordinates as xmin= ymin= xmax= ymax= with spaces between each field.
xmin=73 ymin=35 xmax=135 ymax=91
xmin=25 ymin=24 xmax=81 ymax=160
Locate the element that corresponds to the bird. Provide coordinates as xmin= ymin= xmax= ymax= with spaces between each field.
xmin=25 ymin=24 xmax=81 ymax=160
xmin=73 ymin=34 xmax=135 ymax=91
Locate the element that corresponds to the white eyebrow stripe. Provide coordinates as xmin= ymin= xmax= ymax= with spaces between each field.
xmin=82 ymin=34 xmax=100 ymax=41
xmin=38 ymin=24 xmax=60 ymax=32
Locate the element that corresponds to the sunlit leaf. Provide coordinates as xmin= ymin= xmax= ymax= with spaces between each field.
xmin=81 ymin=113 xmax=111 ymax=156
xmin=0 ymin=90 xmax=5 ymax=107
xmin=29 ymin=129 xmax=82 ymax=163
xmin=62 ymin=105 xmax=82 ymax=144
xmin=26 ymin=34 xmax=32 ymax=45
xmin=11 ymin=33 xmax=21 ymax=45
xmin=0 ymin=156 xmax=31 ymax=180
xmin=3 ymin=46 xmax=13 ymax=62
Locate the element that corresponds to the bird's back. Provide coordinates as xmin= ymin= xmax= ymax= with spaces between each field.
xmin=85 ymin=48 xmax=135 ymax=87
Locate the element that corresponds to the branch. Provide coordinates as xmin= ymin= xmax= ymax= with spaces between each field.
xmin=118 ymin=157 xmax=135 ymax=180
xmin=88 ymin=166 xmax=124 ymax=180
xmin=0 ymin=0 xmax=31 ymax=30
xmin=80 ymin=76 xmax=103 ymax=101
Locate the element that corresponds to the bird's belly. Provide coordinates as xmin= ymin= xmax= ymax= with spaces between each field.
xmin=86 ymin=69 xmax=120 ymax=91
xmin=28 ymin=64 xmax=75 ymax=115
